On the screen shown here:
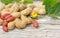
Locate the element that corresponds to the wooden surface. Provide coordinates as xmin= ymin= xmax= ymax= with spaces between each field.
xmin=0 ymin=1 xmax=60 ymax=38
xmin=0 ymin=24 xmax=60 ymax=38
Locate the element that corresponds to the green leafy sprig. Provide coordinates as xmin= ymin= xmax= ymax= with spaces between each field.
xmin=0 ymin=0 xmax=33 ymax=5
xmin=43 ymin=0 xmax=60 ymax=19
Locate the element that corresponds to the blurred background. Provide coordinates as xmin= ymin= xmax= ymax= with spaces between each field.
xmin=35 ymin=0 xmax=42 ymax=1
xmin=34 ymin=0 xmax=60 ymax=1
xmin=34 ymin=0 xmax=42 ymax=1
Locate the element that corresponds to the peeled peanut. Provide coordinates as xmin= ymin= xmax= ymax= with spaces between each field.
xmin=8 ymin=21 xmax=15 ymax=30
xmin=11 ymin=12 xmax=21 ymax=18
xmin=0 ymin=19 xmax=4 ymax=25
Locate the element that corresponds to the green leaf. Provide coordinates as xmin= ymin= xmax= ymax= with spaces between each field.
xmin=13 ymin=0 xmax=20 ymax=3
xmin=43 ymin=0 xmax=60 ymax=19
xmin=0 ymin=0 xmax=33 ymax=4
xmin=45 ymin=4 xmax=52 ymax=15
xmin=52 ymin=2 xmax=60 ymax=17
xmin=23 ymin=0 xmax=33 ymax=4
xmin=43 ymin=0 xmax=58 ymax=7
xmin=1 ymin=0 xmax=13 ymax=5
xmin=46 ymin=2 xmax=60 ymax=18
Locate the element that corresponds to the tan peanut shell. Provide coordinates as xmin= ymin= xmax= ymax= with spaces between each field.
xmin=19 ymin=4 xmax=26 ymax=10
xmin=8 ymin=21 xmax=15 ymax=30
xmin=11 ymin=12 xmax=21 ymax=18
xmin=14 ymin=18 xmax=26 ymax=29
xmin=27 ymin=4 xmax=35 ymax=9
xmin=21 ymin=7 xmax=32 ymax=16
xmin=1 ymin=8 xmax=11 ymax=15
xmin=10 ymin=3 xmax=19 ymax=12
xmin=0 ymin=4 xmax=5 ymax=11
xmin=33 ymin=5 xmax=46 ymax=14
xmin=5 ymin=3 xmax=13 ymax=8
xmin=0 ymin=19 xmax=4 ymax=25
xmin=21 ymin=15 xmax=32 ymax=24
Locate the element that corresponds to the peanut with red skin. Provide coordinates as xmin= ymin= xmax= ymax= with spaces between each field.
xmin=1 ymin=14 xmax=10 ymax=19
xmin=5 ymin=15 xmax=12 ymax=20
xmin=33 ymin=20 xmax=39 ymax=28
xmin=6 ymin=16 xmax=15 ymax=22
xmin=2 ymin=20 xmax=8 ymax=32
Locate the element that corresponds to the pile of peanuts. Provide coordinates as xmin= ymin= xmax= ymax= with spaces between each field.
xmin=0 ymin=3 xmax=45 ymax=32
